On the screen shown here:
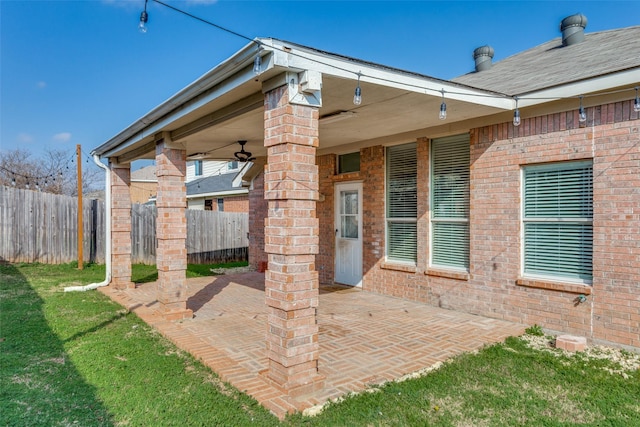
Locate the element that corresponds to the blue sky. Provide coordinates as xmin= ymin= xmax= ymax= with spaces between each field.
xmin=1 ymin=0 xmax=639 ymax=168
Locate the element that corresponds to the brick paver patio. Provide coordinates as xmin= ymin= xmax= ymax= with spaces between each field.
xmin=99 ymin=272 xmax=525 ymax=419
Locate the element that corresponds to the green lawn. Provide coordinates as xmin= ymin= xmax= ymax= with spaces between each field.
xmin=1 ymin=262 xmax=638 ymax=426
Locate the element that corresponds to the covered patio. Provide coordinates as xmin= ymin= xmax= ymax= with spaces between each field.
xmin=100 ymin=272 xmax=525 ymax=418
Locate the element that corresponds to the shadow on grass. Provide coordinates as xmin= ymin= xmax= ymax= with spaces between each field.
xmin=63 ymin=311 xmax=127 ymax=344
xmin=0 ymin=259 xmax=115 ymax=426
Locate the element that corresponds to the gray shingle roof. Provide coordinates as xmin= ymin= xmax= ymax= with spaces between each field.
xmin=453 ymin=26 xmax=640 ymax=95
xmin=130 ymin=165 xmax=157 ymax=181
xmin=186 ymin=173 xmax=240 ymax=196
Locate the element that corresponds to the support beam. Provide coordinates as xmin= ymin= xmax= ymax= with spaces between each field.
xmin=115 ymin=140 xmax=156 ymax=164
xmin=171 ymin=93 xmax=264 ymax=142
xmin=262 ymin=83 xmax=324 ymax=396
xmin=155 ymin=132 xmax=192 ymax=320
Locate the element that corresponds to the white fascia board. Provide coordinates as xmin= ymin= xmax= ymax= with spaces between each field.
xmin=231 ymin=162 xmax=252 ymax=188
xmin=187 ymin=189 xmax=248 ymax=199
xmin=96 ymin=41 xmax=263 ymax=158
xmin=514 ymin=68 xmax=640 ymax=108
xmin=264 ymin=39 xmax=512 ymax=110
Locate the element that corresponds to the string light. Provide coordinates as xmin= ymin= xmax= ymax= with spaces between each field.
xmin=0 ymin=150 xmax=76 ymax=190
xmin=253 ymin=49 xmax=262 ymax=75
xmin=139 ymin=0 xmax=149 ymax=33
xmin=439 ymin=89 xmax=447 ymax=120
xmin=137 ymin=0 xmax=639 ymax=123
xmin=353 ymin=72 xmax=362 ymax=105
xmin=579 ymin=95 xmax=587 ymax=122
xmin=513 ymin=97 xmax=521 ymax=126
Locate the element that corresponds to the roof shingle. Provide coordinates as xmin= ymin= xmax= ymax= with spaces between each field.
xmin=453 ymin=26 xmax=640 ymax=95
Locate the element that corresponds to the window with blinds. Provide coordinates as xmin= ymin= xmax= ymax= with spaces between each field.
xmin=386 ymin=143 xmax=417 ymax=263
xmin=523 ymin=161 xmax=593 ymax=282
xmin=431 ymin=134 xmax=470 ymax=269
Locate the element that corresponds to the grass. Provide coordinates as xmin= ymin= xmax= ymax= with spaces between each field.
xmin=1 ymin=261 xmax=276 ymax=426
xmin=1 ymin=262 xmax=639 ymax=426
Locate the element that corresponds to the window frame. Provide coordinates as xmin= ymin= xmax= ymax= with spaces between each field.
xmin=429 ymin=134 xmax=470 ymax=271
xmin=338 ymin=152 xmax=361 ymax=174
xmin=521 ymin=160 xmax=593 ymax=284
xmin=385 ymin=142 xmax=417 ymax=264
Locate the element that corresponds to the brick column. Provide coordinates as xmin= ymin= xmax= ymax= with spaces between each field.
xmin=155 ymin=132 xmax=192 ymax=320
xmin=109 ymin=161 xmax=133 ymax=289
xmin=262 ymin=84 xmax=324 ymax=396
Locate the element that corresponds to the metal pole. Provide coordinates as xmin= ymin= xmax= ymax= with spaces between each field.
xmin=77 ymin=144 xmax=84 ymax=270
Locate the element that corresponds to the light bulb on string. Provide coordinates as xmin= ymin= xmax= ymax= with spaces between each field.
xmin=578 ymin=96 xmax=587 ymax=122
xmin=439 ymin=89 xmax=447 ymax=120
xmin=513 ymin=97 xmax=521 ymax=127
xmin=353 ymin=72 xmax=362 ymax=105
xmin=253 ymin=45 xmax=262 ymax=75
xmin=11 ymin=176 xmax=16 ymax=186
xmin=139 ymin=0 xmax=149 ymax=33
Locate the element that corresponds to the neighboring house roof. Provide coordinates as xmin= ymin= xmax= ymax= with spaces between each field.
xmin=453 ymin=26 xmax=640 ymax=95
xmin=130 ymin=165 xmax=157 ymax=182
xmin=186 ymin=172 xmax=247 ymax=198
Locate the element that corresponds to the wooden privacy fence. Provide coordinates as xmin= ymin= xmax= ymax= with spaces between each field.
xmin=0 ymin=186 xmax=248 ymax=265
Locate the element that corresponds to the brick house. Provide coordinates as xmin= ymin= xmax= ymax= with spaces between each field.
xmin=129 ymin=160 xmax=249 ymax=210
xmin=93 ymin=15 xmax=639 ymax=394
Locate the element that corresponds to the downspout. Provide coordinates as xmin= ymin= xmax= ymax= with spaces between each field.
xmin=64 ymin=154 xmax=111 ymax=292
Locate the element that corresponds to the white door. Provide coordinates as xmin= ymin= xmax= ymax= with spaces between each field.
xmin=334 ymin=182 xmax=363 ymax=286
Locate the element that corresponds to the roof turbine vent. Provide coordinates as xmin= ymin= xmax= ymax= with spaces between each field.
xmin=473 ymin=45 xmax=495 ymax=72
xmin=561 ymin=14 xmax=588 ymax=46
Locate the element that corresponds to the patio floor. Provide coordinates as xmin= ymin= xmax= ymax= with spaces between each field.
xmin=99 ymin=272 xmax=526 ymax=419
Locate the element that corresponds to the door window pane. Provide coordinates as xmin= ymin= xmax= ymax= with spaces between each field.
xmin=340 ymin=190 xmax=359 ymax=238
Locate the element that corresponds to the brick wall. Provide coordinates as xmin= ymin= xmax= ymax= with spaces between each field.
xmin=317 ymin=154 xmax=336 ymax=285
xmin=248 ymin=170 xmax=267 ymax=271
xmin=220 ymin=195 xmax=249 ymax=213
xmin=322 ymin=100 xmax=639 ymax=349
xmin=254 ymin=99 xmax=639 ymax=348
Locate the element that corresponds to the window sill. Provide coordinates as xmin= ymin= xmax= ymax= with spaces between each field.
xmin=425 ymin=268 xmax=469 ymax=281
xmin=516 ymin=278 xmax=591 ymax=295
xmin=380 ymin=262 xmax=416 ymax=273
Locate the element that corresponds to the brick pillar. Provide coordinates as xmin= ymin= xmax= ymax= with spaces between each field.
xmin=262 ymin=84 xmax=324 ymax=396
xmin=109 ymin=161 xmax=133 ymax=289
xmin=155 ymin=132 xmax=192 ymax=320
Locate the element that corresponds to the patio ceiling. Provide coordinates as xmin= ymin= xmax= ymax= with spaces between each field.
xmin=95 ymin=38 xmax=511 ymax=164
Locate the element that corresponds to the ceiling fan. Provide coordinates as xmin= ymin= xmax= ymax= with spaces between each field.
xmin=234 ymin=140 xmax=255 ymax=162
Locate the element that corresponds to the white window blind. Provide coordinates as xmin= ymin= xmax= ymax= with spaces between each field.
xmin=523 ymin=161 xmax=593 ymax=281
xmin=386 ymin=143 xmax=417 ymax=263
xmin=431 ymin=134 xmax=470 ymax=269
